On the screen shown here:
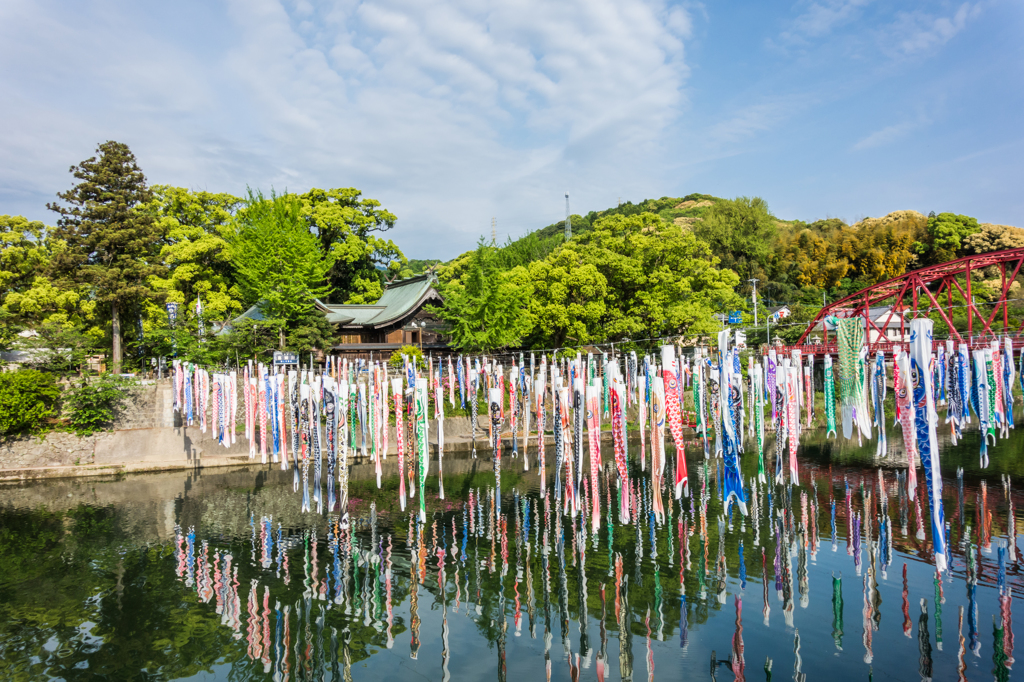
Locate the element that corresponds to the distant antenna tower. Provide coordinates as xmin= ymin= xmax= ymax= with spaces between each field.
xmin=564 ymin=192 xmax=572 ymax=241
xmin=491 ymin=217 xmax=497 ymax=244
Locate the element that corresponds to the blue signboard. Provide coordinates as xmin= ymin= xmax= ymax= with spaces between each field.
xmin=728 ymin=311 xmax=742 ymax=324
xmin=273 ymin=351 xmax=299 ymax=366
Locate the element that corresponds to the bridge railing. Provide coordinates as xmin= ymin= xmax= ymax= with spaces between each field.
xmin=768 ymin=332 xmax=1024 ymax=357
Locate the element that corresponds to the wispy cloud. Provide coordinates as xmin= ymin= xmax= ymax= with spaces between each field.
xmin=781 ymin=0 xmax=873 ymax=42
xmin=880 ymin=2 xmax=982 ymax=56
xmin=852 ymin=120 xmax=921 ymax=150
xmin=705 ymin=97 xmax=811 ymax=145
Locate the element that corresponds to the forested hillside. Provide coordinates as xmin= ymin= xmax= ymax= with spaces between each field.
xmin=433 ymin=193 xmax=1024 ymax=350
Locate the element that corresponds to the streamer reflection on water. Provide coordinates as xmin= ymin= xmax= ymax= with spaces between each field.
xmin=0 ymin=433 xmax=1021 ymax=681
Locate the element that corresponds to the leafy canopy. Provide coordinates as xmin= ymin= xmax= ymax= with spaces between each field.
xmin=435 ymin=238 xmax=535 ymax=352
xmin=46 ymin=141 xmax=164 ymax=370
xmin=66 ymin=375 xmax=134 ymax=436
xmin=230 ymin=190 xmax=337 ymax=325
xmin=47 ymin=141 xmax=164 ymax=305
xmin=299 ymin=188 xmax=407 ymax=303
xmin=924 ymin=212 xmax=979 ymax=264
xmin=530 ymin=212 xmax=742 ymax=347
xmin=145 ymin=186 xmax=244 ymax=331
xmin=694 ymin=196 xmax=776 ymax=281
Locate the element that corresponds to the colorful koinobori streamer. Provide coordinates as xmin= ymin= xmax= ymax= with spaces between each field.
xmin=660 ymin=345 xmax=688 ymax=499
xmin=489 ymin=386 xmax=503 ymax=517
xmin=751 ymin=361 xmax=765 ymax=482
xmin=338 ymin=380 xmax=349 ymax=525
xmin=650 ymin=375 xmax=667 ymax=524
xmin=1003 ymin=338 xmax=1016 ymax=432
xmin=894 ymin=350 xmax=919 ymax=499
xmin=871 ymin=352 xmax=887 ymax=458
xmin=415 ymin=377 xmax=429 ymax=522
xmin=435 ymin=368 xmax=445 ymax=500
xmin=166 ymin=330 xmax=1019 ymax=563
xmin=586 ymin=380 xmax=602 ymax=531
xmin=572 ymin=376 xmax=585 ymax=515
xmin=520 ymin=357 xmax=531 ymax=471
xmin=392 ymin=377 xmax=406 ymax=512
xmin=610 ymin=376 xmax=629 ymax=524
xmin=535 ymin=364 xmax=547 ymax=493
xmin=693 ymin=348 xmax=709 ymax=458
xmin=784 ymin=357 xmax=799 ymax=483
xmin=718 ymin=330 xmax=747 ymax=513
xmin=823 ymin=354 xmax=837 ymax=438
xmin=972 ymin=348 xmax=992 ymax=468
xmin=833 ymin=316 xmax=871 ymax=442
xmin=909 ymin=318 xmax=948 ymax=573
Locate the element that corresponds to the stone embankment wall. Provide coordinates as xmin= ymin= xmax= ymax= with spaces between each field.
xmin=2 ymin=379 xmax=239 ymax=479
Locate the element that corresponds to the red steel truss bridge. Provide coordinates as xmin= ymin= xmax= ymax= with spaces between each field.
xmin=782 ymin=247 xmax=1024 ymax=357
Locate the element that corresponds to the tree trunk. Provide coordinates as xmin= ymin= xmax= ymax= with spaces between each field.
xmin=111 ymin=301 xmax=122 ymax=374
xmin=279 ymin=327 xmax=285 ymax=350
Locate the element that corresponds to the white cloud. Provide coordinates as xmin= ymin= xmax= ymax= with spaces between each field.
xmin=705 ymin=97 xmax=810 ymax=145
xmin=0 ymin=0 xmax=693 ymax=256
xmin=882 ymin=2 xmax=982 ymax=56
xmin=851 ymin=120 xmax=920 ymax=150
xmin=780 ymin=0 xmax=873 ymax=42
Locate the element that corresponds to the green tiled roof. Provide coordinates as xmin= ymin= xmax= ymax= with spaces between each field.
xmin=315 ymin=273 xmax=442 ymax=329
xmin=223 ymin=273 xmax=441 ymax=334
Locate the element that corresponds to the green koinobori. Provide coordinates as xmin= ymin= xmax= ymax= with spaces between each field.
xmin=824 ymin=354 xmax=837 ymax=438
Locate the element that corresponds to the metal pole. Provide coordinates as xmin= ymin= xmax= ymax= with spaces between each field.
xmin=748 ymin=278 xmax=759 ymax=327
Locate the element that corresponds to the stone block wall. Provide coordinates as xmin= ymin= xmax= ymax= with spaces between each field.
xmin=113 ymin=380 xmax=176 ymax=430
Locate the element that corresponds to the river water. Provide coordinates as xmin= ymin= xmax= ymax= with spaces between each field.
xmin=0 ymin=427 xmax=1020 ymax=681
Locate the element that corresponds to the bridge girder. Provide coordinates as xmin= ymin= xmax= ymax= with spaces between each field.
xmin=795 ymin=247 xmax=1024 ymax=355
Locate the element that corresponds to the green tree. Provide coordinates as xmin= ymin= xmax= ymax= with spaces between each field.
xmin=694 ymin=196 xmax=777 ymax=281
xmin=388 ymin=344 xmax=424 ymax=369
xmin=299 ymin=188 xmax=406 ymax=303
xmin=230 ymin=190 xmax=337 ymax=348
xmin=563 ymin=212 xmax=742 ymax=344
xmin=46 ymin=141 xmax=164 ymax=372
xmin=0 ymin=215 xmax=52 ymax=348
xmin=285 ymin=309 xmax=335 ymax=356
xmin=435 ymin=238 xmax=535 ymax=352
xmin=925 ymin=212 xmax=979 ymax=263
xmin=145 ymin=186 xmax=244 ymax=334
xmin=215 ymin=316 xmax=284 ymax=362
xmin=525 ymin=247 xmax=607 ymax=348
xmin=0 ymin=215 xmax=50 ymax=300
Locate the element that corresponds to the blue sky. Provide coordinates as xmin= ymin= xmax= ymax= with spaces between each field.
xmin=1 ymin=0 xmax=1021 ymax=258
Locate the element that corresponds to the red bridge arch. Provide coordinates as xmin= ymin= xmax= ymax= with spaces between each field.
xmin=791 ymin=247 xmax=1024 ymax=356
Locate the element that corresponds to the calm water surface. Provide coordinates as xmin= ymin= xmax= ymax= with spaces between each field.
xmin=1 ymin=428 xmax=1021 ymax=681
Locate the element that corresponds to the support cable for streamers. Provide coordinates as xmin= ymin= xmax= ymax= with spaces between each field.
xmin=468 ymin=294 xmax=1024 ymax=363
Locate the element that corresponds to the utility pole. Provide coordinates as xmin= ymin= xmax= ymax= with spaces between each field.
xmin=491 ymin=217 xmax=497 ymax=244
xmin=564 ymin=193 xmax=572 ymax=241
xmin=748 ymin=278 xmax=759 ymax=327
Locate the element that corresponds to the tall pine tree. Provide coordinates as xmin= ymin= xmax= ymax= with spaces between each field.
xmin=48 ymin=141 xmax=163 ymax=373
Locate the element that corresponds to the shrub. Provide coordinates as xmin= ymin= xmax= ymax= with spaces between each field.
xmin=66 ymin=375 xmax=134 ymax=436
xmin=388 ymin=344 xmax=425 ymax=370
xmin=0 ymin=369 xmax=62 ymax=437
